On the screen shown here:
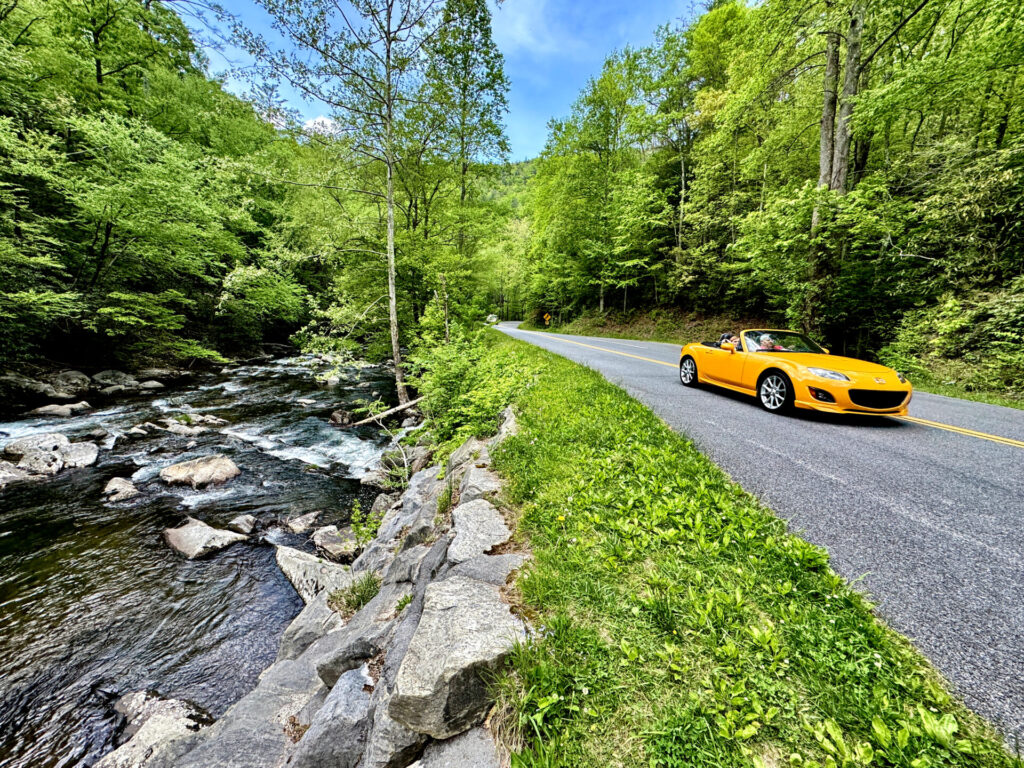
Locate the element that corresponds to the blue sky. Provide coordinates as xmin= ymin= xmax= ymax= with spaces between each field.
xmin=203 ymin=1 xmax=694 ymax=160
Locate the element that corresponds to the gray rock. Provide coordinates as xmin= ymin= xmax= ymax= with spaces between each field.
xmin=458 ymin=466 xmax=502 ymax=504
xmin=448 ymin=438 xmax=488 ymax=471
xmin=93 ymin=370 xmax=140 ymax=389
xmin=159 ymin=455 xmax=240 ymax=488
xmin=62 ymin=441 xmax=99 ymax=468
xmin=382 ymin=445 xmax=433 ymax=475
xmin=104 ymin=477 xmax=140 ymax=502
xmin=176 ymin=655 xmax=325 ymax=768
xmin=100 ymin=385 xmax=127 ymax=396
xmin=0 ymin=460 xmax=32 ymax=489
xmin=69 ymin=400 xmax=91 ymax=413
xmin=4 ymin=433 xmax=71 ymax=476
xmin=27 ymin=403 xmax=73 ymax=418
xmin=330 ymin=409 xmax=355 ymax=426
xmin=412 ymin=726 xmax=502 ymax=768
xmin=389 ymin=576 xmax=525 ymax=739
xmin=4 ymin=432 xmax=71 ymax=458
xmin=48 ymin=370 xmax=92 ymax=397
xmin=286 ymin=510 xmax=322 ymax=534
xmin=227 ymin=514 xmax=257 ymax=535
xmin=312 ymin=525 xmax=358 ymax=562
xmin=289 ymin=666 xmax=374 ymax=768
xmin=489 ymin=405 xmax=519 ymax=446
xmin=137 ymin=368 xmax=181 ymax=380
xmin=159 ymin=419 xmax=207 ymax=437
xmin=384 ymin=544 xmax=434 ymax=586
xmin=314 ymin=582 xmax=410 ymax=687
xmin=371 ymin=492 xmax=400 ymax=517
xmin=360 ymin=468 xmax=391 ymax=489
xmin=275 ymin=545 xmax=353 ymax=604
xmin=449 ymin=554 xmax=526 ymax=586
xmin=350 ymin=539 xmax=397 ymax=577
xmin=400 ymin=416 xmax=419 ymax=429
xmin=0 ymin=372 xmax=62 ymax=401
xmin=447 ymin=500 xmax=511 ymax=565
xmin=163 ymin=517 xmax=248 ymax=559
xmin=139 ymin=380 xmax=165 ymax=390
xmin=358 ymin=688 xmax=428 ymax=768
xmin=95 ymin=691 xmax=209 ymax=768
xmin=278 ymin=590 xmax=344 ymax=662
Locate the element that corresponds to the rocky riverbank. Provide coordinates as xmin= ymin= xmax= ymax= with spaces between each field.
xmin=98 ymin=406 xmax=528 ymax=768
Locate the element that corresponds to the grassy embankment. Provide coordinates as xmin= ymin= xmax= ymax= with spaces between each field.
xmin=519 ymin=309 xmax=1024 ymax=411
xmin=421 ymin=330 xmax=1022 ymax=768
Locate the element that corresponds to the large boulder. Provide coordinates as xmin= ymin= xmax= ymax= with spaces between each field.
xmin=48 ymin=370 xmax=92 ymax=397
xmin=389 ymin=576 xmax=525 ymax=739
xmin=0 ymin=372 xmax=63 ymax=403
xmin=448 ymin=438 xmax=488 ymax=471
xmin=4 ymin=433 xmax=71 ymax=476
xmin=62 ymin=441 xmax=99 ymax=468
xmin=104 ymin=477 xmax=140 ymax=502
xmin=449 ymin=554 xmax=526 ymax=587
xmin=286 ymin=510 xmax=321 ymax=534
xmin=163 ymin=517 xmax=248 ymax=559
xmin=411 ymin=726 xmax=502 ymax=768
xmin=93 ymin=370 xmax=140 ymax=389
xmin=382 ymin=445 xmax=433 ymax=475
xmin=277 ymin=590 xmax=344 ymax=662
xmin=95 ymin=691 xmax=209 ymax=768
xmin=447 ymin=500 xmax=511 ymax=565
xmin=176 ymin=655 xmax=326 ymax=768
xmin=0 ymin=460 xmax=32 ymax=489
xmin=288 ymin=666 xmax=375 ymax=768
xmin=27 ymin=403 xmax=74 ymax=418
xmin=489 ymin=405 xmax=519 ymax=446
xmin=227 ymin=514 xmax=257 ymax=535
xmin=275 ymin=546 xmax=353 ymax=604
xmin=159 ymin=455 xmax=240 ymax=488
xmin=312 ymin=525 xmax=358 ymax=562
xmin=458 ymin=466 xmax=502 ymax=504
xmin=357 ymin=689 xmax=428 ymax=768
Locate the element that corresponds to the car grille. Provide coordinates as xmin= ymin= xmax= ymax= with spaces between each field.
xmin=848 ymin=389 xmax=908 ymax=409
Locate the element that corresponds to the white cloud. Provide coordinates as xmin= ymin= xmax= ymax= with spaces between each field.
xmin=490 ymin=0 xmax=577 ymax=58
xmin=303 ymin=116 xmax=342 ymax=137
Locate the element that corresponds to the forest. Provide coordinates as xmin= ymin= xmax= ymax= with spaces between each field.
xmin=497 ymin=0 xmax=1024 ymax=396
xmin=1 ymin=0 xmax=1022 ymax=398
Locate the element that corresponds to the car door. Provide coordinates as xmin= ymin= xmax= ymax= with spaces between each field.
xmin=699 ymin=344 xmax=742 ymax=385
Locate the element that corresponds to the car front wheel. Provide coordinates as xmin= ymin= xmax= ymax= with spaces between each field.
xmin=758 ymin=372 xmax=792 ymax=412
xmin=679 ymin=357 xmax=698 ymax=387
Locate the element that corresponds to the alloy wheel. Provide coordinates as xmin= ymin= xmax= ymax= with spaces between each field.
xmin=680 ymin=358 xmax=697 ymax=386
xmin=760 ymin=374 xmax=788 ymax=411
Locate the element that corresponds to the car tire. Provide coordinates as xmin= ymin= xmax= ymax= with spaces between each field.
xmin=758 ymin=371 xmax=793 ymax=413
xmin=679 ymin=356 xmax=698 ymax=387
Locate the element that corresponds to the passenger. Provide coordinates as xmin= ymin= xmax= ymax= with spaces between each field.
xmin=727 ymin=334 xmax=741 ymax=349
xmin=758 ymin=334 xmax=778 ymax=351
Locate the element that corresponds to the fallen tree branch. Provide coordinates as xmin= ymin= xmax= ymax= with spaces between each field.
xmin=344 ymin=396 xmax=424 ymax=428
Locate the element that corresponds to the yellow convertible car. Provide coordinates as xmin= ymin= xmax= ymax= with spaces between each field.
xmin=679 ymin=329 xmax=912 ymax=415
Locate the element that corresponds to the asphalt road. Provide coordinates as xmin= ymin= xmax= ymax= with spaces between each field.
xmin=497 ymin=322 xmax=1024 ymax=743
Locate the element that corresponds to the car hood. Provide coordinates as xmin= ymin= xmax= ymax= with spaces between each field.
xmin=770 ymin=352 xmax=898 ymax=377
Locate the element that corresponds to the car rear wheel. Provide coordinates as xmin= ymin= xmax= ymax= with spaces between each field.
xmin=758 ymin=372 xmax=792 ymax=413
xmin=679 ymin=357 xmax=698 ymax=387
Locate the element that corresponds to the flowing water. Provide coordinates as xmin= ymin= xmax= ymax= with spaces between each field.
xmin=0 ymin=357 xmax=397 ymax=768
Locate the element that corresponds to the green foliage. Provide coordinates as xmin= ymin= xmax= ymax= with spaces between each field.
xmin=328 ymin=572 xmax=381 ymax=618
xmin=502 ymin=0 xmax=1024 ymax=387
xmin=466 ymin=333 xmax=1021 ymax=768
xmin=410 ymin=325 xmax=542 ymax=447
xmin=349 ymin=499 xmax=385 ymax=548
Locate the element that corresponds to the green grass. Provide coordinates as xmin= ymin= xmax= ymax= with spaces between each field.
xmin=462 ymin=332 xmax=1022 ymax=768
xmin=328 ymin=572 xmax=381 ymax=618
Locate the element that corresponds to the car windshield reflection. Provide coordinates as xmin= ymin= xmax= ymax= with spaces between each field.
xmin=744 ymin=331 xmax=824 ymax=354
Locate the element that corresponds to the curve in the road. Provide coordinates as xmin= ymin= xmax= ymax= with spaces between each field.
xmin=498 ymin=321 xmax=1024 ymax=744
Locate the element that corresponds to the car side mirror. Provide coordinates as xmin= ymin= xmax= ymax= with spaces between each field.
xmin=721 ymin=342 xmax=735 ymax=353
xmin=822 ymin=348 xmax=830 ymax=355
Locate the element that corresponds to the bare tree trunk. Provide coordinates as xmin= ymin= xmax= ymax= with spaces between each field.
xmin=386 ymin=158 xmax=410 ymax=404
xmin=830 ymin=1 xmax=865 ymax=193
xmin=599 ymin=282 xmax=604 ymax=312
xmin=440 ymin=273 xmax=450 ymax=343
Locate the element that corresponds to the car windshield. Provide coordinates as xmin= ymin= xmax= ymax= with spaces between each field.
xmin=745 ymin=331 xmax=824 ymax=354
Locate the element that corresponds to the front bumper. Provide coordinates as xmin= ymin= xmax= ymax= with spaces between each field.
xmin=796 ymin=383 xmax=913 ymax=415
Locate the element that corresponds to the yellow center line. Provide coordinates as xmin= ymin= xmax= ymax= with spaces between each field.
xmin=511 ymin=327 xmax=1024 ymax=450
xmin=514 ymin=328 xmax=676 ymax=368
xmin=895 ymin=415 xmax=1024 ymax=449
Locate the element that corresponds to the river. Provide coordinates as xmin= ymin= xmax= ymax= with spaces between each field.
xmin=0 ymin=357 xmax=396 ymax=767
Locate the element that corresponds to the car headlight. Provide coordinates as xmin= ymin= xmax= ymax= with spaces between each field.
xmin=808 ymin=367 xmax=850 ymax=381
xmin=896 ymin=372 xmax=907 ymax=384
